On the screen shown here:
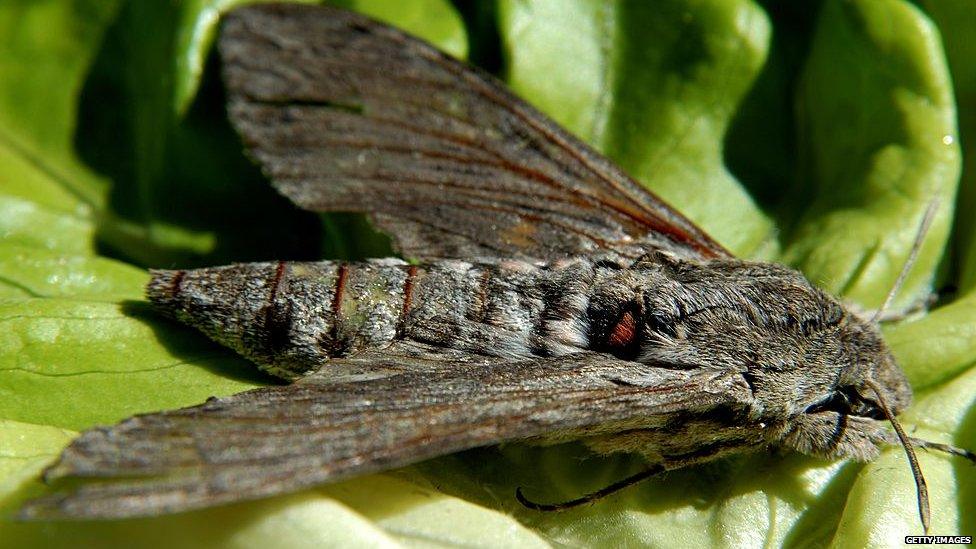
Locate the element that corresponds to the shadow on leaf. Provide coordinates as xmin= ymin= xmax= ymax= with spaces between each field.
xmin=119 ymin=299 xmax=276 ymax=387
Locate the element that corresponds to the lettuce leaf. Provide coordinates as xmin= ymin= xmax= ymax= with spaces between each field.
xmin=1 ymin=0 xmax=973 ymax=547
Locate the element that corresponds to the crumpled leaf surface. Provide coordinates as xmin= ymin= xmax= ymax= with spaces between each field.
xmin=919 ymin=0 xmax=976 ymax=293
xmin=1 ymin=0 xmax=973 ymax=547
xmin=783 ymin=0 xmax=960 ymax=310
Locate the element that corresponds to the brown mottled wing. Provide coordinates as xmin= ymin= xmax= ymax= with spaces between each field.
xmin=220 ymin=3 xmax=729 ymax=262
xmin=21 ymin=352 xmax=749 ymax=519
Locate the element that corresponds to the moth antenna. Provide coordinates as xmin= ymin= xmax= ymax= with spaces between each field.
xmin=866 ymin=380 xmax=930 ymax=534
xmin=870 ymin=200 xmax=940 ymax=324
xmin=515 ymin=464 xmax=664 ymax=512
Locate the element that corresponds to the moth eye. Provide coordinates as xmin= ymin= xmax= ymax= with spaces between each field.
xmin=804 ymin=386 xmax=885 ymax=420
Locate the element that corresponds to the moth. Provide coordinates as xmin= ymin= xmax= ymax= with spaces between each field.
xmin=21 ymin=3 xmax=973 ymax=531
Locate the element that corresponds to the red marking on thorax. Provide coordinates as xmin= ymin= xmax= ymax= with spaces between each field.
xmin=608 ymin=311 xmax=636 ymax=347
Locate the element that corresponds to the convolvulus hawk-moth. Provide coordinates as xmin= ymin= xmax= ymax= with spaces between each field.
xmin=20 ymin=3 xmax=974 ymax=533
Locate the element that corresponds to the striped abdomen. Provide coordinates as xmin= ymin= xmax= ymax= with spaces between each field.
xmin=148 ymin=259 xmax=411 ymax=379
xmin=147 ymin=258 xmax=597 ymax=379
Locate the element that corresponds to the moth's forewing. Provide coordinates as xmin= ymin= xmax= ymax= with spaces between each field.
xmin=21 ymin=353 xmax=750 ymax=519
xmin=220 ymin=3 xmax=729 ymax=262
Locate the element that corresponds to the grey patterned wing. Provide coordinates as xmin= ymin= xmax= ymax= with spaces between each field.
xmin=21 ymin=352 xmax=749 ymax=519
xmin=220 ymin=3 xmax=729 ymax=262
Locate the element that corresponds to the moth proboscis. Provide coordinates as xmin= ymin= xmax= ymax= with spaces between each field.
xmin=19 ymin=3 xmax=975 ymax=534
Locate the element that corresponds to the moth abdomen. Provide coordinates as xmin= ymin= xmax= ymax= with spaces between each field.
xmin=148 ymin=260 xmax=410 ymax=379
xmin=149 ymin=258 xmax=603 ymax=379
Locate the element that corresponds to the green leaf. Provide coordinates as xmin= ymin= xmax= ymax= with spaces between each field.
xmin=0 ymin=0 xmax=117 ymax=211
xmin=784 ymin=0 xmax=960 ymax=309
xmin=884 ymin=290 xmax=976 ymax=390
xmin=0 ymin=420 xmax=76 ymax=520
xmin=0 ymin=0 xmax=115 ymax=258
xmin=0 ymin=195 xmax=97 ymax=256
xmin=0 ymin=295 xmax=264 ymax=432
xmin=0 ymin=244 xmax=145 ymax=300
xmin=331 ymin=0 xmax=467 ymax=59
xmin=1 ymin=0 xmax=974 ymax=546
xmin=1 ymin=472 xmax=549 ymax=549
xmin=917 ymin=0 xmax=976 ymax=292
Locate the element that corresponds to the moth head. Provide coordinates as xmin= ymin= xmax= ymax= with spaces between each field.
xmin=783 ymin=310 xmax=913 ymax=461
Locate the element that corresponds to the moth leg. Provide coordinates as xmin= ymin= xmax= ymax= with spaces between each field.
xmin=908 ymin=437 xmax=976 ymax=463
xmin=843 ymin=291 xmax=937 ymax=324
xmin=515 ymin=464 xmax=665 ymax=512
xmin=785 ymin=411 xmax=976 ymax=464
xmin=780 ymin=412 xmax=896 ymax=461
